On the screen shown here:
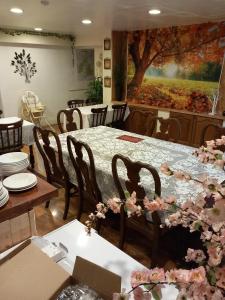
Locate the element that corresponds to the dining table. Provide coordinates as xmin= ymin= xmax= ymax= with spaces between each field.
xmin=0 ymin=117 xmax=35 ymax=168
xmin=48 ymin=126 xmax=225 ymax=206
xmin=63 ymin=103 xmax=130 ymax=129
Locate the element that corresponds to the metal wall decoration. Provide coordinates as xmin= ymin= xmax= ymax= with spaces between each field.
xmin=11 ymin=49 xmax=37 ymax=83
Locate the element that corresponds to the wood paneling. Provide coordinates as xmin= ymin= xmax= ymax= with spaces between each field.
xmin=126 ymin=104 xmax=225 ymax=147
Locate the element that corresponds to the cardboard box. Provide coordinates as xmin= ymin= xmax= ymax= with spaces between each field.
xmin=0 ymin=240 xmax=121 ymax=300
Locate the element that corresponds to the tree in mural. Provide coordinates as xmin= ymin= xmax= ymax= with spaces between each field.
xmin=128 ymin=22 xmax=225 ymax=97
xmin=11 ymin=49 xmax=37 ymax=83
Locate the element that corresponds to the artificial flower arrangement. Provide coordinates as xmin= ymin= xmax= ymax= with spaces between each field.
xmin=85 ymin=137 xmax=225 ymax=300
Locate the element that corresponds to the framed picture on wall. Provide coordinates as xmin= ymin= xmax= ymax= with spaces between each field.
xmin=104 ymin=38 xmax=111 ymax=50
xmin=104 ymin=58 xmax=111 ymax=70
xmin=104 ymin=76 xmax=111 ymax=88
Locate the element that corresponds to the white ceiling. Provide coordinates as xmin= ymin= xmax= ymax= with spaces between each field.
xmin=0 ymin=0 xmax=225 ymax=38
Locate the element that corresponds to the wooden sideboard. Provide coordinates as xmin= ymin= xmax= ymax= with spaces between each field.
xmin=125 ymin=104 xmax=225 ymax=147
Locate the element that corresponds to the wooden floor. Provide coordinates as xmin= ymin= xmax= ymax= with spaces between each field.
xmin=24 ymin=127 xmax=175 ymax=269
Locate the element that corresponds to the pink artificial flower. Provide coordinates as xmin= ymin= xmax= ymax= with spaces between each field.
xmin=215 ymin=267 xmax=225 ymax=289
xmin=206 ymin=140 xmax=216 ymax=147
xmin=107 ymin=197 xmax=121 ymax=213
xmin=165 ymin=195 xmax=176 ymax=204
xmin=211 ymin=289 xmax=224 ymax=300
xmin=143 ymin=197 xmax=167 ymax=212
xmin=174 ymin=269 xmax=191 ymax=283
xmin=160 ymin=163 xmax=172 ymax=176
xmin=173 ymin=170 xmax=191 ymax=181
xmin=165 ymin=269 xmax=177 ymax=283
xmin=214 ymin=159 xmax=225 ymax=168
xmin=189 ymin=266 xmax=206 ymax=283
xmin=133 ymin=286 xmax=151 ymax=300
xmin=215 ymin=138 xmax=225 ymax=146
xmin=207 ymin=246 xmax=223 ymax=266
xmin=131 ymin=270 xmax=149 ymax=287
xmin=185 ymin=248 xmax=206 ymax=263
xmin=206 ymin=200 xmax=225 ymax=223
xmin=148 ymin=268 xmax=165 ymax=282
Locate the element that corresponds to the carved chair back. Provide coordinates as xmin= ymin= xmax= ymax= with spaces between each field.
xmin=90 ymin=106 xmax=108 ymax=127
xmin=125 ymin=110 xmax=154 ymax=135
xmin=33 ymin=126 xmax=69 ymax=184
xmin=0 ymin=119 xmax=23 ymax=154
xmin=67 ymin=135 xmax=102 ymax=206
xmin=149 ymin=117 xmax=181 ymax=142
xmin=67 ymin=99 xmax=86 ymax=108
xmin=112 ymin=154 xmax=161 ymax=249
xmin=0 ymin=110 xmax=3 ymax=118
xmin=57 ymin=108 xmax=83 ymax=134
xmin=201 ymin=124 xmax=225 ymax=152
xmin=111 ymin=103 xmax=127 ymax=129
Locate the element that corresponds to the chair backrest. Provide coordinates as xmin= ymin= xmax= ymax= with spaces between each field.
xmin=86 ymin=98 xmax=97 ymax=106
xmin=57 ymin=108 xmax=83 ymax=134
xmin=90 ymin=106 xmax=108 ymax=127
xmin=111 ymin=103 xmax=127 ymax=129
xmin=112 ymin=154 xmax=161 ymax=223
xmin=0 ymin=110 xmax=3 ymax=118
xmin=201 ymin=124 xmax=225 ymax=151
xmin=33 ymin=126 xmax=69 ymax=184
xmin=125 ymin=110 xmax=154 ymax=135
xmin=67 ymin=99 xmax=86 ymax=108
xmin=0 ymin=119 xmax=23 ymax=154
xmin=22 ymin=91 xmax=40 ymax=107
xmin=67 ymin=135 xmax=102 ymax=205
xmin=150 ymin=117 xmax=181 ymax=142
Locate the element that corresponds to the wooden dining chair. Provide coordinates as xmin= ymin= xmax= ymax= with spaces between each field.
xmin=111 ymin=103 xmax=127 ymax=129
xmin=67 ymin=135 xmax=103 ymax=230
xmin=57 ymin=108 xmax=83 ymax=134
xmin=90 ymin=106 xmax=108 ymax=127
xmin=0 ymin=110 xmax=3 ymax=118
xmin=148 ymin=117 xmax=181 ymax=142
xmin=112 ymin=154 xmax=161 ymax=264
xmin=201 ymin=124 xmax=225 ymax=151
xmin=0 ymin=118 xmax=23 ymax=154
xmin=125 ymin=110 xmax=154 ymax=135
xmin=67 ymin=99 xmax=86 ymax=108
xmin=33 ymin=126 xmax=75 ymax=219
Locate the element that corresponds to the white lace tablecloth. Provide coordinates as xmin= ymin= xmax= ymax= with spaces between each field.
xmin=51 ymin=126 xmax=225 ymax=205
xmin=0 ymin=117 xmax=35 ymax=146
xmin=63 ymin=103 xmax=130 ymax=129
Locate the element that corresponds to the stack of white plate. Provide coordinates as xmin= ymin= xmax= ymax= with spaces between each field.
xmin=3 ymin=173 xmax=37 ymax=192
xmin=0 ymin=181 xmax=9 ymax=208
xmin=0 ymin=152 xmax=29 ymax=176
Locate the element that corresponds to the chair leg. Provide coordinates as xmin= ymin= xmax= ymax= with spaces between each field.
xmin=76 ymin=193 xmax=83 ymax=221
xmin=150 ymin=226 xmax=160 ymax=267
xmin=63 ymin=184 xmax=71 ymax=220
xmin=119 ymin=211 xmax=126 ymax=250
xmin=96 ymin=218 xmax=102 ymax=234
xmin=45 ymin=201 xmax=50 ymax=208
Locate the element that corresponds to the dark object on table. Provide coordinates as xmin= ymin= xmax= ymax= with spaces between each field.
xmin=90 ymin=106 xmax=108 ymax=127
xmin=0 ymin=118 xmax=23 ymax=154
xmin=56 ymin=284 xmax=103 ymax=300
xmin=33 ymin=126 xmax=75 ymax=219
xmin=57 ymin=108 xmax=83 ymax=133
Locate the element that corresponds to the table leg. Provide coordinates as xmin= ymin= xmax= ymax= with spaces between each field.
xmin=29 ymin=145 xmax=35 ymax=169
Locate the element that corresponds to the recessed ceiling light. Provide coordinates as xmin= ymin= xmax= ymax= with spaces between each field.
xmin=10 ymin=7 xmax=23 ymax=14
xmin=148 ymin=9 xmax=161 ymax=15
xmin=34 ymin=27 xmax=43 ymax=32
xmin=82 ymin=19 xmax=92 ymax=25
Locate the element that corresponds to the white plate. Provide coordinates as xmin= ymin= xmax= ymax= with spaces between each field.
xmin=0 ymin=187 xmax=8 ymax=199
xmin=3 ymin=173 xmax=37 ymax=190
xmin=7 ymin=178 xmax=37 ymax=191
xmin=7 ymin=181 xmax=37 ymax=192
xmin=0 ymin=193 xmax=9 ymax=208
xmin=0 ymin=152 xmax=28 ymax=164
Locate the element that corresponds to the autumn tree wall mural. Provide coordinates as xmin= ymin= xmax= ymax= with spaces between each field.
xmin=127 ymin=22 xmax=225 ymax=113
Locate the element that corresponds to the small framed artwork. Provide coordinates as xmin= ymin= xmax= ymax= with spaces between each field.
xmin=104 ymin=58 xmax=111 ymax=70
xmin=104 ymin=38 xmax=111 ymax=50
xmin=104 ymin=76 xmax=111 ymax=88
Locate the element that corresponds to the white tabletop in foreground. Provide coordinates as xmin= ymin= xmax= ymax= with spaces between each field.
xmin=45 ymin=220 xmax=178 ymax=299
xmin=0 ymin=117 xmax=35 ymax=145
